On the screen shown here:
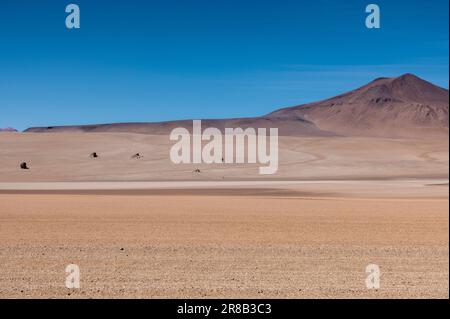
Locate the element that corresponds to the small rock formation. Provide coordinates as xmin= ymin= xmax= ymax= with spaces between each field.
xmin=20 ymin=162 xmax=29 ymax=169
xmin=89 ymin=152 xmax=98 ymax=158
xmin=131 ymin=153 xmax=143 ymax=159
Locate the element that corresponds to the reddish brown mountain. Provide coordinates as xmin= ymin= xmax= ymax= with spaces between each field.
xmin=268 ymin=73 xmax=449 ymax=137
xmin=25 ymin=74 xmax=448 ymax=138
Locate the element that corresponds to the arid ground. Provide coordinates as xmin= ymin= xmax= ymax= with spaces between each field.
xmin=0 ymin=132 xmax=448 ymax=298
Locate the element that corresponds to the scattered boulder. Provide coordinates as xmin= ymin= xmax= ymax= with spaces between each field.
xmin=20 ymin=162 xmax=29 ymax=170
xmin=89 ymin=152 xmax=98 ymax=158
xmin=131 ymin=153 xmax=143 ymax=159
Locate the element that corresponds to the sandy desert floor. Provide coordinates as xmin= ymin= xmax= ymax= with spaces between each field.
xmin=0 ymin=133 xmax=448 ymax=298
xmin=0 ymin=132 xmax=448 ymax=182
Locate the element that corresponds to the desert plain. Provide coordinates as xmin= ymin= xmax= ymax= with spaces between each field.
xmin=0 ymin=132 xmax=448 ymax=298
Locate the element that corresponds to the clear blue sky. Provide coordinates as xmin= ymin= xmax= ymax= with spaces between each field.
xmin=0 ymin=0 xmax=448 ymax=131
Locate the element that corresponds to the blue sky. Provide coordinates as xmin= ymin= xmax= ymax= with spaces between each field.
xmin=0 ymin=0 xmax=448 ymax=131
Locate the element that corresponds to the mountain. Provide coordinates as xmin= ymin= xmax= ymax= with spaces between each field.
xmin=25 ymin=74 xmax=448 ymax=138
xmin=268 ymin=73 xmax=449 ymax=138
xmin=0 ymin=127 xmax=18 ymax=132
xmin=24 ymin=117 xmax=335 ymax=137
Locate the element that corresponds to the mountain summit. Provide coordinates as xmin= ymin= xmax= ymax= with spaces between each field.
xmin=268 ymin=74 xmax=449 ymax=137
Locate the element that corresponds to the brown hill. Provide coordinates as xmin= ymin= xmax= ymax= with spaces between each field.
xmin=0 ymin=127 xmax=18 ymax=132
xmin=24 ymin=117 xmax=335 ymax=137
xmin=25 ymin=74 xmax=448 ymax=138
xmin=268 ymin=73 xmax=449 ymax=138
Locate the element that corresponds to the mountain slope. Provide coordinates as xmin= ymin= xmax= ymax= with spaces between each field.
xmin=25 ymin=117 xmax=336 ymax=137
xmin=268 ymin=74 xmax=449 ymax=137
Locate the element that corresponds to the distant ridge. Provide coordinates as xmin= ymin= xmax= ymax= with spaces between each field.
xmin=0 ymin=127 xmax=18 ymax=132
xmin=25 ymin=74 xmax=449 ymax=138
